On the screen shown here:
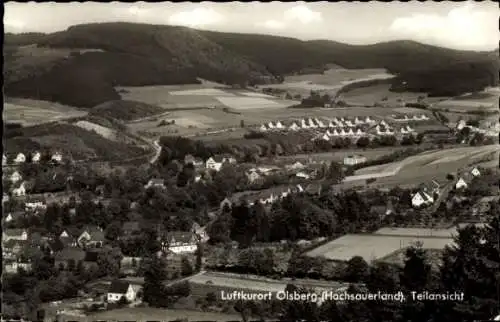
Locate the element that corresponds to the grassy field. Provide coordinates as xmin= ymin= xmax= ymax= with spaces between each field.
xmin=305 ymin=233 xmax=454 ymax=263
xmin=89 ymin=307 xmax=245 ymax=322
xmin=339 ymin=84 xmax=432 ymax=106
xmin=4 ymin=97 xmax=88 ymax=126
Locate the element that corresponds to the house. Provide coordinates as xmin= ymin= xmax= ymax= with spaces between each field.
xmin=276 ymin=121 xmax=284 ymax=129
xmin=14 ymin=153 xmax=26 ymax=164
xmin=162 ymin=231 xmax=198 ymax=254
xmin=455 ymin=177 xmax=468 ymax=190
xmin=206 ymin=156 xmax=223 ymax=171
xmin=343 ymin=155 xmax=367 ymax=166
xmin=412 ymin=191 xmax=434 ymax=208
xmin=328 ymin=121 xmax=335 ymax=128
xmin=51 ymin=152 xmax=63 ymax=163
xmin=3 ymin=229 xmax=29 ymax=241
xmin=356 ymin=129 xmax=364 ymax=136
xmin=308 ymin=119 xmax=317 ymax=128
xmin=296 ymin=184 xmax=304 ymax=193
xmin=347 ymin=128 xmax=355 ymax=136
xmin=296 ymin=172 xmax=311 ymax=179
xmin=317 ymin=120 xmax=326 ymax=128
xmin=380 ymin=120 xmax=388 ymax=127
xmin=25 ymin=196 xmax=46 ymax=211
xmin=4 ymin=260 xmax=33 ymax=274
xmin=3 ymin=194 xmax=10 ymax=204
xmin=32 ymin=151 xmax=41 ymax=163
xmin=320 ymin=133 xmax=330 ymax=141
xmin=339 ymin=128 xmax=347 ymax=136
xmin=3 ymin=239 xmax=29 ymax=259
xmin=222 ymin=155 xmax=237 ymax=165
xmin=246 ymin=170 xmax=262 ymax=183
xmin=345 ymin=120 xmax=354 ymax=127
xmin=287 ymin=161 xmax=304 ymax=170
xmin=471 ymin=167 xmax=481 ymax=177
xmin=300 ymin=119 xmax=309 ymax=129
xmin=12 ymin=181 xmax=27 ymax=197
xmin=354 ymin=117 xmax=363 ymax=125
xmin=289 ymin=122 xmax=300 ymax=131
xmin=144 ymin=178 xmax=165 ymax=189
xmin=220 ymin=197 xmax=232 ymax=211
xmin=260 ymin=124 xmax=267 ymax=132
xmin=3 ymin=154 xmax=7 ymax=166
xmin=332 ymin=129 xmax=340 ymax=136
xmin=10 ymin=171 xmax=23 ymax=184
xmin=77 ymin=226 xmax=105 ymax=248
xmin=191 ymin=222 xmax=209 ymax=243
xmin=107 ymin=280 xmax=138 ymax=303
xmin=365 ymin=116 xmax=374 ymax=123
xmin=456 ymin=119 xmax=467 ymax=131
xmin=400 ymin=128 xmax=408 ymax=134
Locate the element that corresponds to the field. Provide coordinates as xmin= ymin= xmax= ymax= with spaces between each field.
xmin=340 ymin=84 xmax=438 ymax=107
xmin=3 ymin=97 xmax=88 ymax=126
xmin=344 ymin=145 xmax=498 ymax=187
xmin=431 ymin=90 xmax=500 ymax=112
xmin=89 ymin=307 xmax=244 ymax=322
xmin=260 ymin=68 xmax=394 ymax=97
xmin=74 ymin=120 xmax=117 ymax=141
xmin=305 ymin=233 xmax=454 ymax=263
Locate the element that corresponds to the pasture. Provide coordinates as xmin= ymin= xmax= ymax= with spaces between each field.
xmin=74 ymin=120 xmax=117 ymax=141
xmin=3 ymin=97 xmax=87 ymax=126
xmin=339 ymin=84 xmax=429 ymax=106
xmin=305 ymin=233 xmax=454 ymax=263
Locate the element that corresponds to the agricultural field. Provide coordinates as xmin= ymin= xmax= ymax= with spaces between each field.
xmin=431 ymin=90 xmax=500 ymax=112
xmin=305 ymin=233 xmax=454 ymax=263
xmin=339 ymin=84 xmax=433 ymax=107
xmin=3 ymin=97 xmax=88 ymax=126
xmin=90 ymin=307 xmax=244 ymax=322
xmin=74 ymin=120 xmax=117 ymax=141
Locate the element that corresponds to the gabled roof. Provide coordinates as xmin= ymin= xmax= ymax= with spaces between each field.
xmin=209 ymin=155 xmax=224 ymax=163
xmin=108 ymin=280 xmax=131 ymax=294
xmin=166 ymin=231 xmax=197 ymax=244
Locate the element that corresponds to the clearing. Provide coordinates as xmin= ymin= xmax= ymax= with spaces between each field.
xmin=89 ymin=100 xmax=165 ymax=121
xmin=3 ymin=97 xmax=88 ymax=126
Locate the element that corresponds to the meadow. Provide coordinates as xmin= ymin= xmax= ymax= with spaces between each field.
xmin=4 ymin=97 xmax=88 ymax=126
xmin=339 ymin=84 xmax=431 ymax=106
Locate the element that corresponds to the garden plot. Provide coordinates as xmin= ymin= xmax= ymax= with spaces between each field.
xmin=216 ymin=96 xmax=287 ymax=110
xmin=305 ymin=234 xmax=454 ymax=263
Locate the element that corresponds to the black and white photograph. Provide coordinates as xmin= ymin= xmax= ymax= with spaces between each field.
xmin=2 ymin=2 xmax=499 ymax=322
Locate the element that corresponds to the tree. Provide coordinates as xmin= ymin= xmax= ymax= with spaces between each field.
xmin=240 ymin=120 xmax=245 ymax=128
xmin=180 ymin=257 xmax=193 ymax=276
xmin=326 ymin=161 xmax=345 ymax=184
xmin=195 ymin=245 xmax=203 ymax=272
xmin=143 ymin=256 xmax=168 ymax=307
xmin=345 ymin=256 xmax=370 ymax=283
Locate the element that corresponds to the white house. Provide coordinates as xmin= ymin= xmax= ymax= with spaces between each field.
xmin=107 ymin=280 xmax=138 ymax=303
xmin=296 ymin=184 xmax=304 ymax=193
xmin=3 ymin=229 xmax=28 ymax=241
xmin=260 ymin=124 xmax=267 ymax=132
xmin=10 ymin=171 xmax=23 ymax=184
xmin=339 ymin=128 xmax=347 ymax=136
xmin=317 ymin=120 xmax=326 ymax=128
xmin=206 ymin=157 xmax=223 ymax=171
xmin=287 ymin=161 xmax=304 ymax=170
xmin=32 ymin=151 xmax=41 ymax=163
xmin=420 ymin=114 xmax=429 ymax=120
xmin=380 ymin=120 xmax=388 ymax=127
xmin=2 ymin=154 xmax=7 ymax=166
xmin=276 ymin=121 xmax=284 ymax=129
xmin=14 ymin=153 xmax=26 ymax=164
xmin=456 ymin=120 xmax=467 ymax=131
xmin=328 ymin=121 xmax=335 ymax=128
xmin=12 ymin=182 xmax=27 ymax=197
xmin=289 ymin=122 xmax=300 ymax=131
xmin=51 ymin=152 xmax=63 ymax=163
xmin=308 ymin=119 xmax=317 ymax=128
xmin=471 ymin=167 xmax=481 ymax=177
xmin=5 ymin=213 xmax=14 ymax=223
xmin=347 ymin=128 xmax=355 ymax=136
xmin=356 ymin=129 xmax=364 ymax=136
xmin=25 ymin=197 xmax=46 ymax=211
xmin=321 ymin=134 xmax=330 ymax=141
xmin=400 ymin=128 xmax=408 ymax=134
xmin=325 ymin=130 xmax=332 ymax=136
xmin=455 ymin=178 xmax=468 ymax=190
xmin=354 ymin=117 xmax=363 ymax=125
xmin=412 ymin=115 xmax=420 ymax=120
xmin=164 ymin=232 xmax=198 ymax=254
xmin=144 ymin=178 xmax=165 ymax=189
xmin=412 ymin=191 xmax=434 ymax=208
xmin=296 ymin=172 xmax=310 ymax=179
xmin=301 ymin=119 xmax=309 ymax=129
xmin=268 ymin=122 xmax=275 ymax=129
xmin=345 ymin=120 xmax=354 ymax=127
xmin=365 ymin=116 xmax=374 ymax=123
xmin=343 ymin=155 xmax=367 ymax=166
xmin=246 ymin=171 xmax=262 ymax=183
xmin=406 ymin=125 xmax=414 ymax=132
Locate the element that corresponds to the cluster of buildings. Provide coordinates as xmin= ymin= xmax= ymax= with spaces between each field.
xmin=392 ymin=114 xmax=430 ymax=122
xmin=2 ymin=151 xmax=64 ymax=166
xmin=259 ymin=116 xmax=376 ymax=132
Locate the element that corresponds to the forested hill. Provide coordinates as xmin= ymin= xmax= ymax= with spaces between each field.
xmin=4 ymin=23 xmax=499 ymax=108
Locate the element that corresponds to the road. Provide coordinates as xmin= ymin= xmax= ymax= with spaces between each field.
xmin=149 ymin=139 xmax=162 ymax=164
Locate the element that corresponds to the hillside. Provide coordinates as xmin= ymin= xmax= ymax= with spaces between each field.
xmin=89 ymin=100 xmax=165 ymax=121
xmin=4 ymin=23 xmax=498 ymax=108
xmin=4 ymin=122 xmax=147 ymax=161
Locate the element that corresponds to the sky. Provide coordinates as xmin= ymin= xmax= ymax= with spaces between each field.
xmin=4 ymin=1 xmax=499 ymax=51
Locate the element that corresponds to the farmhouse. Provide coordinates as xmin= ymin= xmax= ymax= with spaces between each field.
xmin=246 ymin=170 xmax=262 ymax=183
xmin=107 ymin=280 xmax=138 ymax=303
xmin=144 ymin=178 xmax=165 ymax=189
xmin=456 ymin=120 xmax=467 ymax=130
xmin=296 ymin=172 xmax=311 ymax=179
xmin=206 ymin=156 xmax=223 ymax=171
xmin=343 ymin=155 xmax=367 ymax=166
xmin=471 ymin=167 xmax=481 ymax=177
xmin=14 ymin=153 xmax=26 ymax=164
xmin=51 ymin=152 xmax=63 ymax=163
xmin=3 ymin=229 xmax=28 ymax=242
xmin=77 ymin=226 xmax=105 ymax=248
xmin=412 ymin=191 xmax=434 ymax=208
xmin=9 ymin=171 xmax=23 ymax=184
xmin=31 ymin=151 xmax=41 ymax=163
xmin=162 ymin=231 xmax=198 ymax=254
xmin=222 ymin=155 xmax=237 ymax=165
xmin=275 ymin=121 xmax=285 ymax=129
xmin=220 ymin=197 xmax=232 ymax=211
xmin=25 ymin=196 xmax=46 ymax=211
xmin=455 ymin=177 xmax=468 ymax=190
xmin=260 ymin=124 xmax=267 ymax=132
xmin=12 ymin=181 xmax=27 ymax=197
xmin=289 ymin=122 xmax=300 ymax=131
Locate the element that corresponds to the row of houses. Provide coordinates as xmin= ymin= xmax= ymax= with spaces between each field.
xmin=259 ymin=116 xmax=377 ymax=132
xmin=3 ymin=151 xmax=64 ymax=166
xmin=392 ymin=114 xmax=430 ymax=122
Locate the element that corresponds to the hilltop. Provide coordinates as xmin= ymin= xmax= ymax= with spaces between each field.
xmin=4 ymin=23 xmax=498 ymax=108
